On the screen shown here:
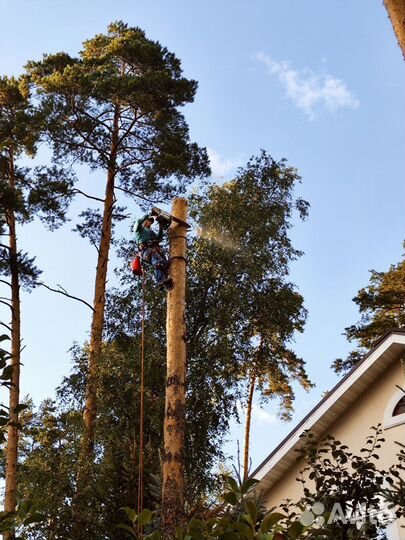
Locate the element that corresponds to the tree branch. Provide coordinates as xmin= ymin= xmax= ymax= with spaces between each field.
xmin=0 ymin=322 xmax=11 ymax=332
xmin=39 ymin=283 xmax=94 ymax=312
xmin=114 ymin=186 xmax=164 ymax=204
xmin=117 ymin=116 xmax=137 ymax=148
xmin=72 ymin=102 xmax=114 ymax=133
xmin=0 ymin=299 xmax=13 ymax=312
xmin=71 ymin=188 xmax=105 ymax=203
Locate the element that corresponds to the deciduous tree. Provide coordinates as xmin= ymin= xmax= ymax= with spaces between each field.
xmin=188 ymin=151 xmax=312 ymax=480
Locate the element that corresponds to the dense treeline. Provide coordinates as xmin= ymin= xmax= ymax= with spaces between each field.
xmin=7 ymin=151 xmax=311 ymax=538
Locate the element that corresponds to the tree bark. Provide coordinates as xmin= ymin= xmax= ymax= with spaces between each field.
xmin=82 ymin=105 xmax=120 ymax=455
xmin=243 ymin=374 xmax=256 ymax=482
xmin=384 ymin=0 xmax=405 ymax=58
xmin=4 ymin=149 xmax=21 ymax=537
xmin=162 ymin=198 xmax=187 ymax=539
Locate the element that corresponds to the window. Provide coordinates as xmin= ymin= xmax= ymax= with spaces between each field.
xmin=393 ymin=395 xmax=405 ymax=417
xmin=383 ymin=390 xmax=405 ymax=430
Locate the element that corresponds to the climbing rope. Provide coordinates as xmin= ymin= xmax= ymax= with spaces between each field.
xmin=137 ymin=271 xmax=146 ymax=535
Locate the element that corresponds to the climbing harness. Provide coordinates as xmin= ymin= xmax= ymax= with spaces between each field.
xmin=131 ymin=240 xmax=172 ymax=291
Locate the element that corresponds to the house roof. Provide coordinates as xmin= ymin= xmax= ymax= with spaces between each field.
xmin=251 ymin=329 xmax=405 ymax=493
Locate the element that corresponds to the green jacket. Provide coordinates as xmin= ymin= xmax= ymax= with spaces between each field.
xmin=134 ymin=213 xmax=163 ymax=245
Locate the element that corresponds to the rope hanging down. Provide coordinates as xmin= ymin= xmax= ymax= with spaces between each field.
xmin=137 ymin=272 xmax=146 ymax=534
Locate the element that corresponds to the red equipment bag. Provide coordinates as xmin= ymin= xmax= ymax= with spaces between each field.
xmin=131 ymin=255 xmax=143 ymax=276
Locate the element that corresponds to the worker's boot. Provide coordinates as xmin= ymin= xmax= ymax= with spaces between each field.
xmin=157 ymin=277 xmax=173 ymax=291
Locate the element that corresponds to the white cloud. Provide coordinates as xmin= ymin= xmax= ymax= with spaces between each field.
xmin=252 ymin=404 xmax=278 ymax=424
xmin=207 ymin=147 xmax=241 ymax=178
xmin=236 ymin=401 xmax=278 ymax=425
xmin=256 ymin=52 xmax=359 ymax=120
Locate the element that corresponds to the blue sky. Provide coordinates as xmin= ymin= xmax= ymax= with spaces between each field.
xmin=1 ymin=0 xmax=404 ymax=473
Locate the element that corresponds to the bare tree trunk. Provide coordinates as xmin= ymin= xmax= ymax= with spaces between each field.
xmin=82 ymin=105 xmax=120 ymax=455
xmin=243 ymin=374 xmax=256 ymax=482
xmin=4 ymin=150 xmax=21 ymax=539
xmin=162 ymin=198 xmax=187 ymax=539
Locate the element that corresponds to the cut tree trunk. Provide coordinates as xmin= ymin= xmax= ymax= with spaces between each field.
xmin=243 ymin=374 xmax=256 ymax=482
xmin=162 ymin=198 xmax=187 ymax=539
xmin=4 ymin=150 xmax=21 ymax=538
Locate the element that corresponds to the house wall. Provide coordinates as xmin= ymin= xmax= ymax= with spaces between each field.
xmin=263 ymin=357 xmax=405 ymax=537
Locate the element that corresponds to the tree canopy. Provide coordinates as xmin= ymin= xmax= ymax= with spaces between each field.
xmin=26 ymin=20 xmax=209 ymax=198
xmin=333 ymin=251 xmax=405 ymax=374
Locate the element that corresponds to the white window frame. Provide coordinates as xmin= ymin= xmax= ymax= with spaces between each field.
xmin=383 ymin=389 xmax=405 ymax=430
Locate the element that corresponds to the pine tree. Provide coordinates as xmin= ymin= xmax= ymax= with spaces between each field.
xmin=26 ymin=21 xmax=210 ymax=463
xmin=0 ymin=75 xmax=74 ymax=526
xmin=333 ymin=252 xmax=405 ymax=373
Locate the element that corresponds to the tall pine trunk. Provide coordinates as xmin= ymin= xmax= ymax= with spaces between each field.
xmin=72 ymin=106 xmax=120 ymax=538
xmin=162 ymin=199 xmax=187 ymax=539
xmin=243 ymin=374 xmax=256 ymax=482
xmin=82 ymin=105 xmax=120 ymax=455
xmin=4 ymin=150 xmax=21 ymax=530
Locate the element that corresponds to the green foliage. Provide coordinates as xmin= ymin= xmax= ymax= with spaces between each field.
xmin=0 ymin=75 xmax=76 ymax=290
xmin=15 ymin=150 xmax=311 ymax=539
xmin=188 ymin=151 xmax=312 ymax=421
xmin=115 ymin=475 xmax=329 ymax=540
xmin=0 ymin=76 xmax=38 ymax=157
xmin=333 ymin=252 xmax=405 ymax=373
xmin=19 ymin=428 xmax=405 ymax=539
xmin=118 ymin=477 xmax=266 ymax=539
xmin=0 ymin=498 xmax=46 ymax=538
xmin=17 ymin=23 xmax=210 ymax=536
xmin=16 ymin=338 xmax=164 ymax=540
xmin=16 ymin=399 xmax=80 ymax=538
xmin=0 ymin=76 xmax=74 ymax=225
xmin=73 ymin=205 xmax=128 ymax=249
xmin=380 ymin=441 xmax=405 ymax=519
xmin=296 ymin=427 xmax=401 ymax=540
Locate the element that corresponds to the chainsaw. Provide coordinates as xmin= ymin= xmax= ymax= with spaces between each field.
xmin=151 ymin=207 xmax=190 ymax=229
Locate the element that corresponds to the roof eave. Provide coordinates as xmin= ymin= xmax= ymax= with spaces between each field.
xmin=251 ymin=329 xmax=405 ymax=492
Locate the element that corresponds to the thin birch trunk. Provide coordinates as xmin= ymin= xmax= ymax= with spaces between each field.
xmin=243 ymin=374 xmax=256 ymax=482
xmin=162 ymin=198 xmax=187 ymax=539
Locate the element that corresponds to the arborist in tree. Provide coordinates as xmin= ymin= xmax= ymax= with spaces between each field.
xmin=133 ymin=212 xmax=173 ymax=290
